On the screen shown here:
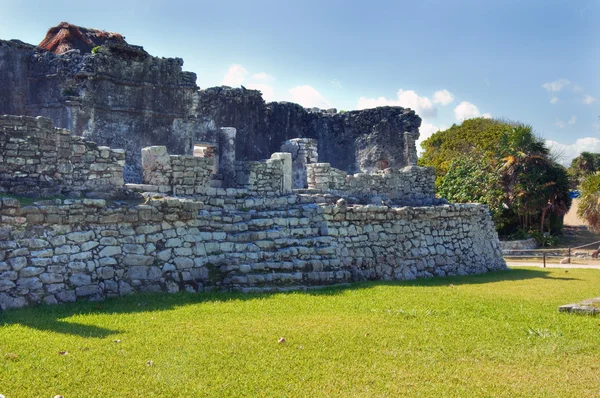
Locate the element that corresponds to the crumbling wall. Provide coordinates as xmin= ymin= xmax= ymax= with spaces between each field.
xmin=0 ymin=32 xmax=421 ymax=181
xmin=141 ymin=146 xmax=214 ymax=195
xmin=280 ymin=138 xmax=318 ymax=189
xmin=306 ymin=163 xmax=438 ymax=206
xmin=0 ymin=115 xmax=124 ymax=197
xmin=233 ymin=153 xmax=291 ymax=194
xmin=0 ymin=39 xmax=204 ymax=182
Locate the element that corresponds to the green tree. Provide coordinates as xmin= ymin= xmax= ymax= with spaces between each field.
xmin=418 ymin=118 xmax=518 ymax=181
xmin=437 ymin=154 xmax=510 ymax=231
xmin=425 ymin=122 xmax=571 ymax=236
xmin=568 ymin=152 xmax=600 ymax=188
xmin=577 ymin=172 xmax=600 ymax=233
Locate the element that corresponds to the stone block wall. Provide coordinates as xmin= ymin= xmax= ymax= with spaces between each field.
xmin=0 ymin=194 xmax=506 ymax=310
xmin=306 ymin=163 xmax=438 ymax=205
xmin=322 ymin=203 xmax=506 ymax=280
xmin=0 ymin=115 xmax=125 ymax=198
xmin=499 ymin=238 xmax=538 ymax=252
xmin=141 ymin=146 xmax=215 ymax=195
xmin=233 ymin=153 xmax=291 ymax=194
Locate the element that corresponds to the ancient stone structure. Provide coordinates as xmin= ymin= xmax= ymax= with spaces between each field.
xmin=0 ymin=115 xmax=124 ymax=198
xmin=0 ymin=24 xmax=508 ymax=309
xmin=0 ymin=23 xmax=421 ymax=182
xmin=0 ymin=115 xmax=507 ymax=310
xmin=140 ymin=146 xmax=214 ymax=196
xmin=306 ymin=163 xmax=439 ymax=206
xmin=0 ymin=192 xmax=504 ymax=310
xmin=281 ymin=138 xmax=318 ymax=189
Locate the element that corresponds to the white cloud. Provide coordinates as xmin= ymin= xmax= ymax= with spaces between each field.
xmin=356 ymin=88 xmax=438 ymax=117
xmin=546 ymin=137 xmax=600 ymax=166
xmin=289 ymin=85 xmax=330 ymax=108
xmin=550 ymin=96 xmax=559 ymax=104
xmin=252 ymin=72 xmax=274 ymax=82
xmin=396 ymin=90 xmax=437 ymax=117
xmin=222 ymin=64 xmax=248 ymax=86
xmin=556 ymin=120 xmax=566 ymax=128
xmin=416 ymin=122 xmax=448 ymax=154
xmin=357 ymin=96 xmax=397 ymax=109
xmin=221 ymin=64 xmax=277 ymax=102
xmin=542 ymin=78 xmax=570 ymax=92
xmin=247 ymin=83 xmax=274 ymax=102
xmin=572 ymin=84 xmax=584 ymax=93
xmin=582 ymin=95 xmax=597 ymax=105
xmin=433 ymin=89 xmax=454 ymax=106
xmin=453 ymin=101 xmax=491 ymax=121
xmin=568 ymin=115 xmax=577 ymax=125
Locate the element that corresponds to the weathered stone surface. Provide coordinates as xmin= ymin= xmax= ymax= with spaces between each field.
xmin=0 ymin=115 xmax=125 ymax=197
xmin=1 ymin=29 xmax=419 ymax=182
xmin=0 ymin=193 xmax=505 ymax=309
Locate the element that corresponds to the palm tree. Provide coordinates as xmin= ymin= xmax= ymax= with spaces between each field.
xmin=577 ymin=172 xmax=600 ymax=233
xmin=498 ymin=126 xmax=570 ymax=233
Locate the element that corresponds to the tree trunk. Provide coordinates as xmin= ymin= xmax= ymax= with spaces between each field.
xmin=540 ymin=204 xmax=551 ymax=234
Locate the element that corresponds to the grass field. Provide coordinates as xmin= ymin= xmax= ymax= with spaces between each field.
xmin=1 ymin=268 xmax=600 ymax=397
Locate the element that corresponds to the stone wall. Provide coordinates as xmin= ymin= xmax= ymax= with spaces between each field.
xmin=233 ymin=153 xmax=292 ymax=194
xmin=306 ymin=163 xmax=438 ymax=206
xmin=141 ymin=146 xmax=214 ymax=195
xmin=1 ymin=31 xmax=421 ymax=181
xmin=0 ymin=194 xmax=506 ymax=310
xmin=324 ymin=203 xmax=505 ymax=280
xmin=499 ymin=238 xmax=538 ymax=252
xmin=0 ymin=115 xmax=125 ymax=198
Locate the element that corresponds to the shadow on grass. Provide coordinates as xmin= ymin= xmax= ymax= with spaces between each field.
xmin=0 ymin=268 xmax=577 ymax=338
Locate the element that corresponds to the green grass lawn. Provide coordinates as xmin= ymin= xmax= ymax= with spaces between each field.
xmin=1 ymin=268 xmax=600 ymax=397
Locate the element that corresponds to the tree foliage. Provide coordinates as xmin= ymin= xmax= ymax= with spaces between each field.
xmin=422 ymin=121 xmax=571 ymax=236
xmin=418 ymin=118 xmax=519 ymax=179
xmin=568 ymin=152 xmax=600 ymax=188
xmin=438 ymin=154 xmax=509 ymax=230
xmin=577 ymin=172 xmax=600 ymax=233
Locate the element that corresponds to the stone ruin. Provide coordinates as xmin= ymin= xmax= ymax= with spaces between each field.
xmin=0 ymin=23 xmax=420 ymax=182
xmin=0 ymin=24 xmax=507 ymax=309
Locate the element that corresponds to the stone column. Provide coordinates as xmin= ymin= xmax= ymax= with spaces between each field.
xmin=403 ymin=132 xmax=419 ymax=166
xmin=280 ymin=138 xmax=318 ymax=189
xmin=270 ymin=152 xmax=292 ymax=193
xmin=217 ymin=127 xmax=236 ymax=186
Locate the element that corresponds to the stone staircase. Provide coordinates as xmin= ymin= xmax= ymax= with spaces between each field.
xmin=217 ymin=203 xmax=351 ymax=291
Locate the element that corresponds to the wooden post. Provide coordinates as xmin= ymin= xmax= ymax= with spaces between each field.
xmin=543 ymin=252 xmax=546 ymax=268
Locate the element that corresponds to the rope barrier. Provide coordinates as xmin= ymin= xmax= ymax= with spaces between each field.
xmin=502 ymin=240 xmax=600 ymax=253
xmin=571 ymin=240 xmax=600 ymax=250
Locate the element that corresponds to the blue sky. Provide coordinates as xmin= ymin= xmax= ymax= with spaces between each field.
xmin=1 ymin=0 xmax=598 ymax=163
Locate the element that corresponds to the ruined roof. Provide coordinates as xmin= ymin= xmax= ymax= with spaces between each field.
xmin=38 ymin=22 xmax=126 ymax=54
